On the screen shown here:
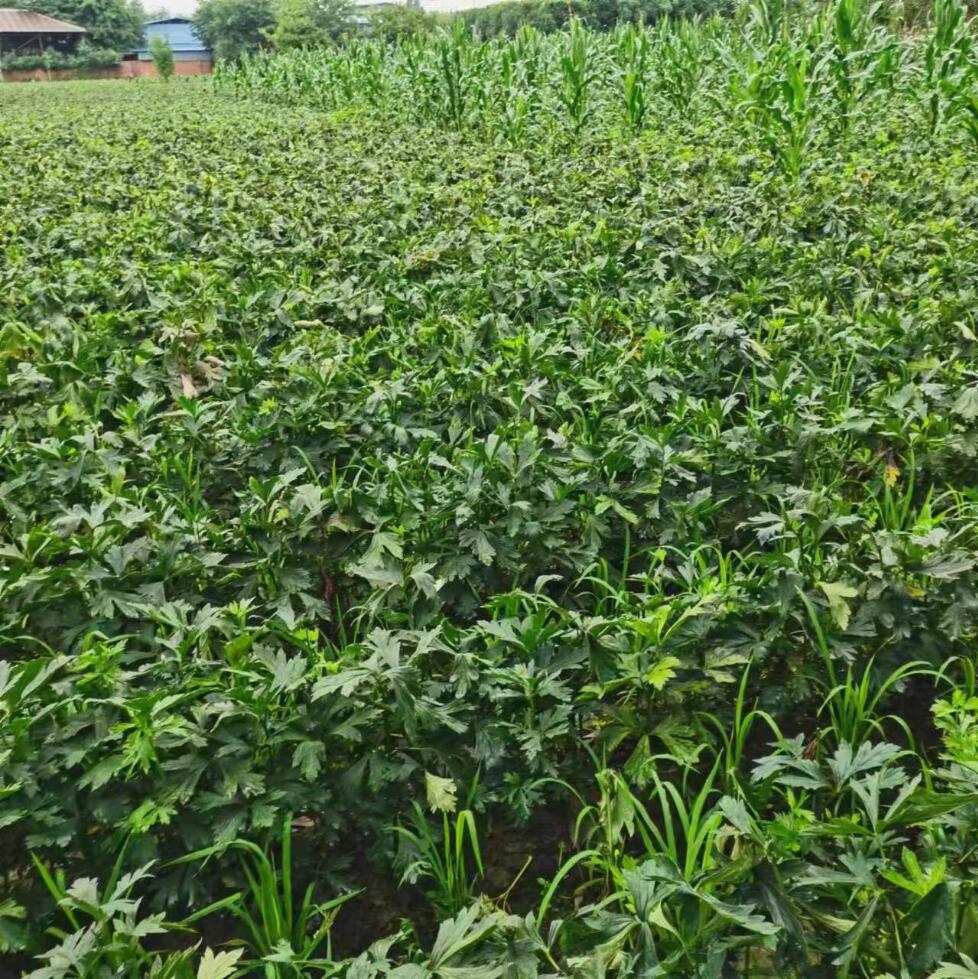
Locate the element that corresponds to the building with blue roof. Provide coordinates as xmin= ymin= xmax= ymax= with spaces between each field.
xmin=135 ymin=16 xmax=211 ymax=63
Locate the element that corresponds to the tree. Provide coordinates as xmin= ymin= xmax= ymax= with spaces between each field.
xmin=194 ymin=0 xmax=275 ymax=61
xmin=267 ymin=0 xmax=353 ymax=48
xmin=369 ymin=3 xmax=438 ymax=41
xmin=149 ymin=34 xmax=174 ymax=78
xmin=24 ymin=0 xmax=146 ymax=51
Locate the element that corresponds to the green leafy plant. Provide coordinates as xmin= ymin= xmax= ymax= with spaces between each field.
xmin=5 ymin=8 xmax=978 ymax=974
xmin=28 ymin=854 xmax=239 ymax=979
xmin=150 ymin=36 xmax=176 ymax=82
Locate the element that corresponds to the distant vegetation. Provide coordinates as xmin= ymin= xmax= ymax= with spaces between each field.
xmin=192 ymin=0 xmax=276 ymax=61
xmin=191 ymin=0 xmax=978 ymax=63
xmin=3 ymin=0 xmax=978 ymax=975
xmin=193 ymin=0 xmax=361 ymax=55
xmin=22 ymin=0 xmax=145 ymax=50
xmin=0 ymin=42 xmax=119 ymax=72
xmin=459 ymin=0 xmax=730 ymax=37
xmin=0 ymin=0 xmax=142 ymax=73
xmin=191 ymin=0 xmax=733 ymax=61
xmin=150 ymin=33 xmax=175 ymax=78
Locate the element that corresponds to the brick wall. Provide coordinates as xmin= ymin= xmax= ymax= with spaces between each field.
xmin=2 ymin=60 xmax=212 ymax=82
xmin=118 ymin=60 xmax=212 ymax=78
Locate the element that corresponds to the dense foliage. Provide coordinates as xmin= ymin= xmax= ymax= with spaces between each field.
xmin=150 ymin=34 xmax=175 ymax=80
xmin=0 ymin=43 xmax=120 ymax=72
xmin=22 ymin=0 xmax=146 ymax=52
xmin=3 ymin=0 xmax=978 ymax=975
xmin=193 ymin=0 xmax=276 ymax=62
xmin=367 ymin=4 xmax=441 ymax=43
xmin=188 ymin=0 xmax=730 ymax=64
xmin=265 ymin=0 xmax=356 ymax=50
xmin=460 ymin=0 xmax=729 ymax=38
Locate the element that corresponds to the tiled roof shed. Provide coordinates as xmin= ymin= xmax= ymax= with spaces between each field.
xmin=0 ymin=7 xmax=85 ymax=56
xmin=0 ymin=8 xmax=85 ymax=33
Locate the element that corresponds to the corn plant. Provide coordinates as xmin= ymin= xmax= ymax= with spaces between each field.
xmin=559 ymin=18 xmax=592 ymax=138
xmin=698 ymin=660 xmax=785 ymax=797
xmin=747 ymin=42 xmax=815 ymax=180
xmin=655 ymin=17 xmax=704 ymax=109
xmin=498 ymin=42 xmax=533 ymax=145
xmin=175 ymin=818 xmax=357 ymax=977
xmin=923 ymin=0 xmax=974 ymax=133
xmin=434 ymin=21 xmax=477 ymax=131
xmin=619 ymin=22 xmax=650 ymax=131
xmin=827 ymin=0 xmax=886 ymax=131
xmin=746 ymin=0 xmax=789 ymax=48
xmin=391 ymin=801 xmax=485 ymax=917
xmin=544 ymin=761 xmax=779 ymax=975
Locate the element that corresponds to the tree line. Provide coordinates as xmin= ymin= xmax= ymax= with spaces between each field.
xmin=193 ymin=0 xmax=738 ymax=61
xmin=13 ymin=0 xmax=734 ymax=70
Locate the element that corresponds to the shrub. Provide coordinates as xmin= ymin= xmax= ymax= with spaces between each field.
xmin=0 ymin=43 xmax=119 ymax=72
xmin=194 ymin=0 xmax=276 ymax=61
xmin=150 ymin=35 xmax=175 ymax=80
xmin=368 ymin=3 xmax=439 ymax=41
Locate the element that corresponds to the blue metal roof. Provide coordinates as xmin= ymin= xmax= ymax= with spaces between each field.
xmin=136 ymin=17 xmax=209 ymax=54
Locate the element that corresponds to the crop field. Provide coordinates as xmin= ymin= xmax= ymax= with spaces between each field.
xmin=3 ymin=2 xmax=978 ymax=975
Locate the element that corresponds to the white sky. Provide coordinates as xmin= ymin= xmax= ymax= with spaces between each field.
xmin=157 ymin=0 xmax=198 ymax=15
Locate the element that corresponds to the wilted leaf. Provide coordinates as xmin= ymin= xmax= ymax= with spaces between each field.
xmin=197 ymin=946 xmax=245 ymax=979
xmin=817 ymin=580 xmax=859 ymax=630
xmin=952 ymin=387 xmax=978 ymax=421
xmin=425 ymin=772 xmax=457 ymax=814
